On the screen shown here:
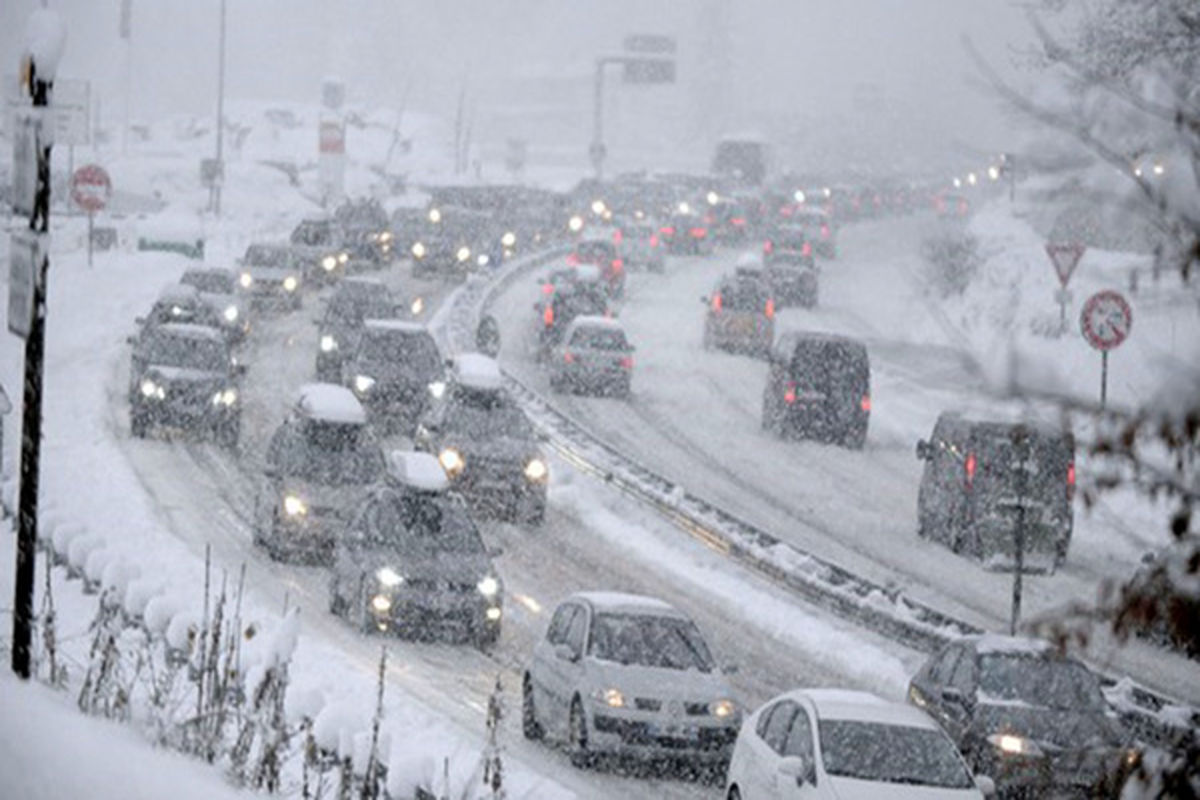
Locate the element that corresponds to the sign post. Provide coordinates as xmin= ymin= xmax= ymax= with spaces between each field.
xmin=589 ymin=35 xmax=676 ymax=180
xmin=70 ymin=164 xmax=112 ymax=267
xmin=1045 ymin=242 xmax=1085 ymax=332
xmin=1080 ymin=290 xmax=1132 ymax=408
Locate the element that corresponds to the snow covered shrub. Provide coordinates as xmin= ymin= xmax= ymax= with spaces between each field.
xmin=920 ymin=227 xmax=982 ymax=297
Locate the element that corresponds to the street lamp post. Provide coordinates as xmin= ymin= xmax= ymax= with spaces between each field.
xmin=210 ymin=0 xmax=227 ymax=215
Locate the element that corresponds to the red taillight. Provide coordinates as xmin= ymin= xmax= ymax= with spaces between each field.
xmin=784 ymin=381 xmax=797 ymax=404
xmin=820 ymin=225 xmax=830 ymax=238
xmin=649 ymin=234 xmax=659 ymax=247
xmin=765 ymin=298 xmax=775 ymax=319
xmin=860 ymin=394 xmax=871 ymax=412
xmin=689 ymin=227 xmax=707 ymax=238
xmin=711 ymin=293 xmax=722 ymax=313
xmin=802 ymin=241 xmax=812 ymax=257
xmin=611 ymin=258 xmax=623 ymax=273
xmin=563 ymin=350 xmax=575 ymax=364
xmin=541 ymin=282 xmax=554 ymax=295
xmin=1067 ymin=462 xmax=1076 ymax=498
xmin=619 ymin=355 xmax=633 ymax=370
xmin=660 ymin=225 xmax=675 ymax=236
xmin=763 ymin=240 xmax=774 ymax=254
xmin=965 ymin=452 xmax=977 ymax=488
xmin=731 ymin=217 xmax=746 ymax=226
xmin=566 ymin=253 xmax=579 ymax=266
xmin=613 ymin=229 xmax=623 ymax=244
xmin=543 ymin=305 xmax=554 ymax=326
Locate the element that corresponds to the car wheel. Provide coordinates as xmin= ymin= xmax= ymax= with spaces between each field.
xmin=525 ymin=498 xmax=546 ymax=526
xmin=328 ymin=577 xmax=346 ymax=617
xmin=568 ymin=698 xmax=591 ymax=768
xmin=215 ymin=418 xmax=240 ymax=449
xmin=130 ymin=412 xmax=149 ymax=439
xmin=727 ymin=787 xmax=742 ymax=800
xmin=522 ymin=675 xmax=544 ymax=741
xmin=843 ymin=425 xmax=867 ymax=450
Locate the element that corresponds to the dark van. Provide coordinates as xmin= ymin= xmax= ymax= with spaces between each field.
xmin=916 ymin=413 xmax=1075 ymax=571
xmin=761 ymin=333 xmax=870 ymax=448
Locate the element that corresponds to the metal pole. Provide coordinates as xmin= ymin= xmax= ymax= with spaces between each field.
xmin=212 ymin=0 xmax=226 ymax=216
xmin=87 ymin=211 xmax=94 ymax=268
xmin=1100 ymin=351 xmax=1108 ymax=409
xmin=591 ymin=59 xmax=605 ymax=180
xmin=1010 ymin=425 xmax=1029 ymax=636
xmin=12 ymin=72 xmax=54 ymax=680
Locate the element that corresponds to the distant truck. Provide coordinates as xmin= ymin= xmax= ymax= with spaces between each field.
xmin=711 ymin=135 xmax=771 ymax=187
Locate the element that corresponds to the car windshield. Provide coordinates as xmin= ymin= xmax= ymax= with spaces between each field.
xmin=181 ymin=272 xmax=233 ymax=294
xmin=376 ymin=495 xmax=485 ymax=555
xmin=359 ymin=332 xmax=441 ymax=375
xmin=245 ymin=246 xmax=289 ymax=267
xmin=150 ymin=300 xmax=214 ymax=325
xmin=570 ymin=327 xmax=628 ymax=350
xmin=977 ymin=654 xmax=1107 ymax=711
xmin=817 ymin=721 xmax=974 ymax=789
xmin=292 ymin=222 xmax=335 ymax=246
xmin=445 ymin=402 xmax=534 ymax=440
xmin=143 ymin=334 xmax=228 ymax=372
xmin=327 ymin=293 xmax=393 ymax=326
xmin=588 ymin=613 xmax=715 ymax=672
xmin=271 ymin=421 xmax=384 ymax=486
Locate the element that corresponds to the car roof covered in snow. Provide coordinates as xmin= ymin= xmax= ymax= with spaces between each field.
xmin=937 ymin=411 xmax=1072 ymax=440
xmin=363 ymin=319 xmax=427 ymax=335
xmin=386 ymin=451 xmax=448 ymax=492
xmin=453 ymin=353 xmax=504 ymax=391
xmin=294 ymin=383 xmax=367 ymax=425
xmin=800 ymin=690 xmax=941 ymax=727
xmin=735 ymin=252 xmax=762 ymax=268
xmin=152 ymin=322 xmax=225 ymax=342
xmin=580 ymin=228 xmax=618 ymax=244
xmin=572 ymin=592 xmax=683 ymax=618
xmin=156 ymin=284 xmax=201 ymax=303
xmin=565 ymin=315 xmax=625 ymax=333
xmin=968 ymin=634 xmax=1056 ymax=657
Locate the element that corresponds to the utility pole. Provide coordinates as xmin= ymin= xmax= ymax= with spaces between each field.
xmin=1008 ymin=424 xmax=1031 ymax=635
xmin=11 ymin=10 xmax=66 ymax=680
xmin=210 ymin=0 xmax=227 ymax=215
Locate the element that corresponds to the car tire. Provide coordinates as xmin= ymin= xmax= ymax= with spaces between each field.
xmin=524 ymin=498 xmax=546 ymax=526
xmin=329 ymin=578 xmax=346 ymax=617
xmin=568 ymin=698 xmax=591 ymax=769
xmin=843 ymin=425 xmax=867 ymax=450
xmin=727 ymin=787 xmax=742 ymax=800
xmin=522 ymin=675 xmax=544 ymax=741
xmin=215 ymin=417 xmax=240 ymax=449
xmin=130 ymin=412 xmax=149 ymax=439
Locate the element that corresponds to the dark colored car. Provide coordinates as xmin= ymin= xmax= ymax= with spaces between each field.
xmin=314 ymin=278 xmax=397 ymax=383
xmin=908 ymin=635 xmax=1136 ymax=798
xmin=708 ymin=199 xmax=753 ymax=245
xmin=289 ymin=217 xmax=348 ymax=284
xmin=916 ymin=413 xmax=1075 ymax=572
xmin=415 ymin=355 xmax=548 ymax=525
xmin=410 ymin=206 xmax=494 ymax=278
xmin=127 ymin=323 xmax=243 ymax=447
xmin=534 ymin=267 xmax=612 ymax=353
xmin=661 ymin=211 xmax=714 ymax=256
xmin=139 ymin=285 xmax=228 ymax=340
xmin=345 ymin=320 xmax=446 ymax=434
xmin=762 ymin=253 xmax=818 ymax=309
xmin=178 ymin=268 xmax=249 ymax=344
xmin=701 ymin=269 xmax=775 ymax=357
xmin=254 ymin=384 xmax=385 ymax=562
xmin=547 ymin=316 xmax=634 ymax=397
xmin=762 ymin=333 xmax=870 ymax=448
xmin=569 ymin=234 xmax=626 ymax=298
xmin=334 ymin=198 xmax=393 ymax=265
xmin=238 ymin=244 xmax=303 ymax=311
xmin=329 ymin=451 xmax=503 ymax=648
xmin=763 ymin=223 xmax=814 ymax=266
xmin=788 ymin=207 xmax=837 ymax=258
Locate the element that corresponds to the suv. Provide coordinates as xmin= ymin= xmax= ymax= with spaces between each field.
xmin=238 ymin=244 xmax=303 ymax=311
xmin=415 ymin=355 xmax=548 ymax=525
xmin=254 ymin=384 xmax=385 ymax=562
xmin=179 ymin=268 xmax=248 ymax=344
xmin=701 ymin=268 xmax=776 ymax=357
xmin=762 ymin=333 xmax=870 ymax=448
xmin=908 ymin=635 xmax=1134 ymax=798
xmin=548 ymin=316 xmax=634 ymax=398
xmin=127 ymin=323 xmax=243 ymax=447
xmin=314 ymin=278 xmax=397 ymax=382
xmin=345 ymin=320 xmax=446 ymax=434
xmin=915 ymin=413 xmax=1075 ymax=571
xmin=329 ymin=451 xmax=503 ymax=648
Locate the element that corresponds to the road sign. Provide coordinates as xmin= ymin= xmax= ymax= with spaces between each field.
xmin=623 ymin=34 xmax=676 ymax=55
xmin=70 ymin=164 xmax=111 ymax=212
xmin=8 ymin=230 xmax=42 ymax=339
xmin=52 ymin=78 xmax=90 ymax=146
xmin=11 ymin=107 xmax=46 ymax=217
xmin=319 ymin=120 xmax=345 ymax=154
xmin=623 ymin=57 xmax=675 ymax=85
xmin=1080 ymin=290 xmax=1132 ymax=351
xmin=1045 ymin=242 xmax=1085 ymax=288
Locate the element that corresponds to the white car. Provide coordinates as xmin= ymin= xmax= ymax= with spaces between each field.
xmin=726 ymin=689 xmax=992 ymax=799
xmin=522 ymin=592 xmax=740 ymax=771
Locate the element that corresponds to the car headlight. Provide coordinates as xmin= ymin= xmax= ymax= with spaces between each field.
xmin=410 ymin=297 xmax=424 ymax=316
xmin=282 ymin=494 xmax=307 ymax=517
xmin=594 ymin=688 xmax=625 ymax=708
xmin=239 ymin=272 xmax=253 ymax=288
xmin=988 ymin=733 xmax=1042 ymax=757
xmin=223 ymin=305 xmax=239 ymax=322
xmin=476 ymin=254 xmax=490 ymax=267
xmin=354 ymin=374 xmax=375 ymax=394
xmin=428 ymin=208 xmax=441 ymax=224
xmin=319 ymin=334 xmax=338 ymax=352
xmin=524 ymin=458 xmax=548 ymax=483
xmin=371 ymin=594 xmax=392 ymax=613
xmin=321 ymin=255 xmax=337 ymax=271
xmin=477 ymin=576 xmax=499 ymax=597
xmin=379 ymin=231 xmax=392 ymax=243
xmin=211 ymin=388 xmax=237 ymax=407
xmin=501 ymin=231 xmax=516 ymax=248
xmin=411 ymin=241 xmax=426 ymax=259
xmin=485 ymin=606 xmax=502 ymax=622
xmin=140 ymin=378 xmax=160 ymax=398
xmin=427 ymin=380 xmax=446 ymax=399
xmin=568 ymin=215 xmax=584 ymax=232
xmin=283 ymin=275 xmax=299 ymax=292
xmin=710 ymin=699 xmax=736 ymax=719
xmin=456 ymin=246 xmax=471 ymax=263
xmin=439 ymin=448 xmax=465 ymax=477
xmin=377 ymin=567 xmax=404 ymax=588
xmin=338 ymin=251 xmax=349 ymax=265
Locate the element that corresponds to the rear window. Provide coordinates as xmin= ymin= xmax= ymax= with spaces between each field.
xmin=570 ymin=326 xmax=628 ymax=350
xmin=245 ymin=246 xmax=290 ymax=267
xmin=359 ymin=331 xmax=441 ymax=375
xmin=721 ymin=280 xmax=770 ymax=310
xmin=575 ymin=241 xmax=616 ymax=262
xmin=970 ymin=428 xmax=1073 ymax=503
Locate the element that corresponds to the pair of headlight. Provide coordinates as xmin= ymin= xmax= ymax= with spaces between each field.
xmin=211 ymin=388 xmax=237 ymax=407
xmin=139 ymin=378 xmax=166 ymax=400
xmin=591 ymin=689 xmax=734 ymax=718
xmin=374 ymin=568 xmax=498 ymax=598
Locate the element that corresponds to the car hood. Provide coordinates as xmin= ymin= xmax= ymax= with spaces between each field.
xmin=459 ymin=437 xmax=539 ymax=463
xmin=825 ymin=776 xmax=982 ymax=800
xmin=586 ymin=660 xmax=731 ymax=704
xmin=280 ymin=479 xmax=373 ymax=511
xmin=356 ymin=548 xmax=494 ymax=585
xmin=145 ymin=365 xmax=227 ymax=384
xmin=972 ymin=703 xmax=1125 ymax=750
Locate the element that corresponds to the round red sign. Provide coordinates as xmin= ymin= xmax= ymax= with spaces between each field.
xmin=71 ymin=164 xmax=112 ymax=213
xmin=1080 ymin=290 xmax=1132 ymax=351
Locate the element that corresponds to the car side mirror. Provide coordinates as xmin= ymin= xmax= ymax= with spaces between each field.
xmin=975 ymin=775 xmax=996 ymax=797
xmin=941 ymin=686 xmax=969 ymax=709
xmin=553 ymin=643 xmax=578 ymax=663
xmin=234 ymin=364 xmax=248 ymax=377
xmin=916 ymin=439 xmax=931 ymax=461
xmin=778 ymin=755 xmax=816 ymax=787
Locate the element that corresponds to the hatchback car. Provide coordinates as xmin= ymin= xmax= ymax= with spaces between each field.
xmin=345 ymin=320 xmax=446 ymax=434
xmin=916 ymin=413 xmax=1075 ymax=572
xmin=762 ymin=333 xmax=870 ymax=448
xmin=727 ymin=689 xmax=987 ymax=799
xmin=329 ymin=451 xmax=503 ymax=648
xmin=238 ymin=244 xmax=303 ymax=311
xmin=178 ymin=268 xmax=249 ymax=343
xmin=702 ymin=269 xmax=776 ymax=357
xmin=254 ymin=384 xmax=385 ymax=562
xmin=127 ymin=323 xmax=243 ymax=447
xmin=415 ymin=355 xmax=548 ymax=525
xmin=522 ymin=592 xmax=740 ymax=773
xmin=314 ymin=278 xmax=397 ymax=382
xmin=548 ymin=316 xmax=634 ymax=398
xmin=908 ymin=635 xmax=1135 ymax=798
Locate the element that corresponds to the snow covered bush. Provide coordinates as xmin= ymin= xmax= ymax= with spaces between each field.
xmin=920 ymin=226 xmax=982 ymax=297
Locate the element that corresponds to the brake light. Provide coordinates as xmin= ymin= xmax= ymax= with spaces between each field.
xmin=541 ymin=282 xmax=554 ymax=295
xmin=613 ymin=229 xmax=623 ymax=244
xmin=802 ymin=241 xmax=812 ymax=257
xmin=860 ymin=394 xmax=871 ymax=412
xmin=784 ymin=381 xmax=797 ymax=404
xmin=689 ymin=227 xmax=707 ymax=238
xmin=965 ymin=452 xmax=977 ymax=488
xmin=619 ymin=356 xmax=633 ymax=370
xmin=563 ymin=350 xmax=575 ymax=364
xmin=611 ymin=258 xmax=623 ymax=273
xmin=543 ymin=305 xmax=554 ymax=327
xmin=1067 ymin=462 xmax=1076 ymax=499
xmin=649 ymin=234 xmax=659 ymax=247
xmin=660 ymin=226 xmax=676 ymax=236
xmin=820 ymin=225 xmax=830 ymax=238
xmin=566 ymin=253 xmax=579 ymax=266
xmin=763 ymin=240 xmax=774 ymax=254
xmin=711 ymin=293 xmax=722 ymax=313
xmin=765 ymin=298 xmax=775 ymax=319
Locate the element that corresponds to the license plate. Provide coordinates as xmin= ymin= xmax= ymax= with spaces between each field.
xmin=650 ymin=722 xmax=698 ymax=739
xmin=731 ymin=317 xmax=754 ymax=335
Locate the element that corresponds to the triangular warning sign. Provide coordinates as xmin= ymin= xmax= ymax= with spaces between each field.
xmin=1045 ymin=242 xmax=1086 ymax=288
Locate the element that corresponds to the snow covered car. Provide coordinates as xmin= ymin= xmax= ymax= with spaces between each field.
xmin=334 ymin=197 xmax=393 ymax=266
xmin=916 ymin=414 xmax=1075 ymax=572
xmin=521 ymin=592 xmax=740 ymax=773
xmin=138 ymin=284 xmax=228 ymax=340
xmin=568 ymin=232 xmax=626 ymax=298
xmin=547 ymin=316 xmax=634 ymax=398
xmin=254 ymin=384 xmax=385 ymax=562
xmin=328 ymin=451 xmax=503 ymax=648
xmin=237 ymin=244 xmax=303 ymax=311
xmin=178 ymin=268 xmax=249 ymax=344
xmin=127 ymin=323 xmax=243 ymax=447
xmin=345 ymin=320 xmax=446 ymax=435
xmin=761 ymin=333 xmax=870 ymax=448
xmin=726 ymin=689 xmax=988 ymax=800
xmin=314 ymin=278 xmax=398 ymax=383
xmin=415 ymin=355 xmax=548 ymax=525
xmin=289 ymin=217 xmax=348 ymax=284
xmin=533 ymin=266 xmax=612 ymax=354
xmin=908 ymin=635 xmax=1135 ymax=798
xmin=702 ymin=269 xmax=776 ymax=357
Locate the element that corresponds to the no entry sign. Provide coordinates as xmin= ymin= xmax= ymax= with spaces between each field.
xmin=1080 ymin=290 xmax=1132 ymax=351
xmin=70 ymin=164 xmax=111 ymax=213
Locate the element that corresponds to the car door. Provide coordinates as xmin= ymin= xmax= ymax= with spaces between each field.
xmin=530 ymin=603 xmax=575 ymax=733
xmin=923 ymin=645 xmax=970 ymax=742
xmin=942 ymin=645 xmax=977 ymax=744
xmin=537 ymin=603 xmax=587 ymax=739
xmin=776 ymin=704 xmax=822 ymax=799
xmin=743 ymin=700 xmax=798 ymax=798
